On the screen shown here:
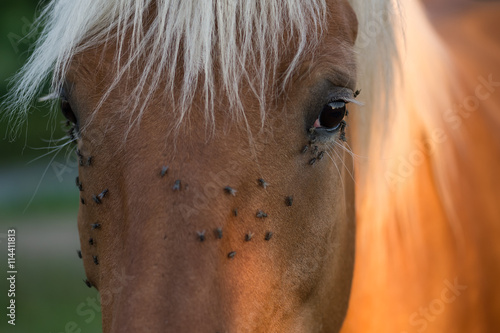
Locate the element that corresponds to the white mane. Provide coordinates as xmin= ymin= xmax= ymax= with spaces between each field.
xmin=4 ymin=0 xmax=401 ymax=133
xmin=4 ymin=0 xmax=330 ymax=129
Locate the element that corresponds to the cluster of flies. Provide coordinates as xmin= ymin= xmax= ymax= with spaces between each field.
xmin=77 ymin=159 xmax=294 ymax=288
xmin=65 ymin=118 xmax=79 ymax=145
xmin=75 ymin=148 xmax=101 ymax=205
xmin=161 ymin=168 xmax=294 ymax=260
xmin=303 ymin=122 xmax=349 ymax=165
xmin=75 ymin=150 xmax=109 ymax=288
xmin=301 ymin=142 xmax=327 ymax=166
xmin=75 ymin=91 xmax=358 ymax=291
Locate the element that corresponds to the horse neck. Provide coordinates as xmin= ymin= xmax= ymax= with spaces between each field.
xmin=345 ymin=0 xmax=500 ymax=331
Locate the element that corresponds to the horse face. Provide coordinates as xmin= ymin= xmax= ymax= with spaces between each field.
xmin=67 ymin=0 xmax=358 ymax=331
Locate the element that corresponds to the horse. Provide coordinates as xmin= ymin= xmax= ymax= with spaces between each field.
xmin=4 ymin=0 xmax=500 ymax=332
xmin=343 ymin=1 xmax=500 ymax=332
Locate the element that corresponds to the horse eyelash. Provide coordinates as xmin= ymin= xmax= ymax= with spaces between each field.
xmin=326 ymin=97 xmax=360 ymax=106
xmin=342 ymin=97 xmax=364 ymax=106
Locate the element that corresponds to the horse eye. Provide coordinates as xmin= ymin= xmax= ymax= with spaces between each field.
xmin=60 ymin=98 xmax=77 ymax=124
xmin=317 ymin=100 xmax=346 ymax=131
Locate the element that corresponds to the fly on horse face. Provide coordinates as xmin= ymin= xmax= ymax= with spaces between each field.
xmin=5 ymin=0 xmax=500 ymax=332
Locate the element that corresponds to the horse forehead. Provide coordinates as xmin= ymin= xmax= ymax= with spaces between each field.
xmin=294 ymin=0 xmax=358 ymax=87
xmin=326 ymin=0 xmax=359 ymax=43
xmin=65 ymin=0 xmax=360 ymax=122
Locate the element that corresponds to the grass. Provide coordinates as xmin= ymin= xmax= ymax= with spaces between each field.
xmin=7 ymin=260 xmax=103 ymax=333
xmin=0 ymin=190 xmax=79 ymax=220
xmin=0 ymin=217 xmax=103 ymax=333
xmin=0 ymin=2 xmax=104 ymax=332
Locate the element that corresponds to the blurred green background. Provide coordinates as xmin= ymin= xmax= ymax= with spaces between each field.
xmin=0 ymin=1 xmax=102 ymax=332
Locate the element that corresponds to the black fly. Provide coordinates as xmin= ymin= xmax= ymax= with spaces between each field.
xmin=339 ymin=120 xmax=347 ymax=142
xmin=76 ymin=149 xmax=83 ymax=164
xmin=160 ymin=166 xmax=169 ymax=177
xmin=224 ymin=186 xmax=237 ymax=196
xmin=92 ymin=195 xmax=101 ymax=204
xmin=98 ymin=189 xmax=108 ymax=200
xmin=258 ymin=178 xmax=269 ymax=189
xmin=215 ymin=228 xmax=223 ymax=239
xmin=197 ymin=231 xmax=206 ymax=242
xmin=75 ymin=176 xmax=83 ymax=191
xmin=256 ymin=210 xmax=268 ymax=218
